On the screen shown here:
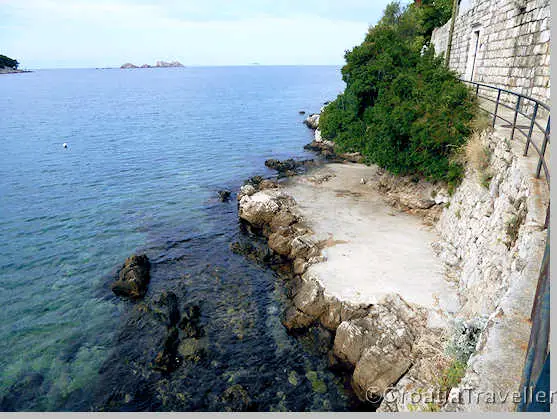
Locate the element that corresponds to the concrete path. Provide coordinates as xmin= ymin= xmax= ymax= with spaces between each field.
xmin=286 ymin=163 xmax=458 ymax=317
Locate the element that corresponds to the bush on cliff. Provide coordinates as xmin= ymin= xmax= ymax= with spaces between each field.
xmin=320 ymin=1 xmax=477 ymax=188
xmin=0 ymin=54 xmax=19 ymax=69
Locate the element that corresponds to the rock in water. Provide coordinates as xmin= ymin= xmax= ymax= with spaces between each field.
xmin=220 ymin=384 xmax=252 ymax=412
xmin=111 ymin=254 xmax=151 ymax=299
xmin=217 ymin=190 xmax=232 ymax=202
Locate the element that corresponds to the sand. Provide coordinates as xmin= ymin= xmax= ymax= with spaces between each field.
xmin=285 ymin=162 xmax=458 ymax=317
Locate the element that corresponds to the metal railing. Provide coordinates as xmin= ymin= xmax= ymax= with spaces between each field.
xmin=462 ymin=80 xmax=550 ymax=412
xmin=462 ymin=80 xmax=551 ymax=186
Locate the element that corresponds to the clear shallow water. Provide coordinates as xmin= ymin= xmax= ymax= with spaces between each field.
xmin=0 ymin=66 xmax=351 ymax=411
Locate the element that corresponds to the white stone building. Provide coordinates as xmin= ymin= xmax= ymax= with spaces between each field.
xmin=431 ymin=0 xmax=550 ymax=106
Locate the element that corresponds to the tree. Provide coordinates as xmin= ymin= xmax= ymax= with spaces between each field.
xmin=0 ymin=54 xmax=20 ymax=69
xmin=319 ymin=1 xmax=477 ymax=189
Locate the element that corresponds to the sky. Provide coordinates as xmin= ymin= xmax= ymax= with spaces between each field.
xmin=0 ymin=0 xmax=406 ymax=69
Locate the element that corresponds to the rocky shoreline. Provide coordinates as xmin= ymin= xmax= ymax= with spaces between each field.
xmin=234 ymin=108 xmax=548 ymax=412
xmin=234 ymin=112 xmax=460 ymax=410
xmin=0 ymin=67 xmax=30 ymax=74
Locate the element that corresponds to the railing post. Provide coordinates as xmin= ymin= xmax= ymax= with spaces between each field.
xmin=476 ymin=84 xmax=480 ymax=97
xmin=493 ymin=89 xmax=501 ymax=128
xmin=524 ymin=102 xmax=539 ymax=156
xmin=511 ymin=96 xmax=521 ymax=141
xmin=536 ymin=116 xmax=550 ymax=179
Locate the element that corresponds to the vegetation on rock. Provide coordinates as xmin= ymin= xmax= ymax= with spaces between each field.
xmin=320 ymin=1 xmax=477 ymax=189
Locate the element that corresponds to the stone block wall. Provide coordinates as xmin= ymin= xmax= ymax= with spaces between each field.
xmin=431 ymin=0 xmax=550 ymax=110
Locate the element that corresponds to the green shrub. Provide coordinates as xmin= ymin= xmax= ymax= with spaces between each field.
xmin=321 ymin=1 xmax=477 ymax=189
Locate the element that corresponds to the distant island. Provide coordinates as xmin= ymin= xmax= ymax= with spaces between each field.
xmin=120 ymin=60 xmax=184 ymax=69
xmin=0 ymin=54 xmax=29 ymax=74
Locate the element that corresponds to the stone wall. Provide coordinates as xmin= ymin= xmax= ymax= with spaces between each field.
xmin=433 ymin=126 xmax=548 ymax=411
xmin=431 ymin=0 xmax=550 ymax=108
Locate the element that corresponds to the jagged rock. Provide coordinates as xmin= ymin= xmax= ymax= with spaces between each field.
xmin=111 ymin=254 xmax=150 ymax=299
xmin=151 ymin=327 xmax=180 ymax=373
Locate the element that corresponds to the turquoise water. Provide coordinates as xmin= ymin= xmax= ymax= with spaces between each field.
xmin=0 ymin=66 xmax=352 ymax=411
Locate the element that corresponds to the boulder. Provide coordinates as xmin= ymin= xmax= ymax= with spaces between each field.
xmin=238 ymin=191 xmax=281 ymax=228
xmin=238 ymin=190 xmax=295 ymax=228
xmin=111 ymin=254 xmax=151 ymax=299
xmin=268 ymin=228 xmax=294 ymax=256
xmin=238 ymin=184 xmax=256 ymax=200
xmin=282 ymin=305 xmax=316 ymax=330
xmin=304 ymin=114 xmax=320 ymax=129
xmin=291 ymin=273 xmax=326 ymax=319
xmin=270 ymin=209 xmax=298 ymax=231
xmin=333 ymin=294 xmax=424 ymax=401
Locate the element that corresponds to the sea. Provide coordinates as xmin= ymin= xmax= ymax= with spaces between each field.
xmin=0 ymin=66 xmax=363 ymax=411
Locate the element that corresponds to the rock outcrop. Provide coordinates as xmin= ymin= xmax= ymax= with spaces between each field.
xmin=111 ymin=254 xmax=151 ymax=299
xmin=303 ymin=111 xmax=363 ymax=164
xmin=237 ymin=176 xmax=446 ymax=405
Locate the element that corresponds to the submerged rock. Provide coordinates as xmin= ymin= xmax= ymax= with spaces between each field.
xmin=179 ymin=303 xmax=204 ymax=338
xmin=177 ymin=337 xmax=207 ymax=362
xmin=153 ymin=291 xmax=181 ymax=328
xmin=111 ymin=254 xmax=151 ymax=299
xmin=218 ymin=190 xmax=232 ymax=202
xmin=151 ymin=327 xmax=181 ymax=373
xmin=220 ymin=384 xmax=252 ymax=412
